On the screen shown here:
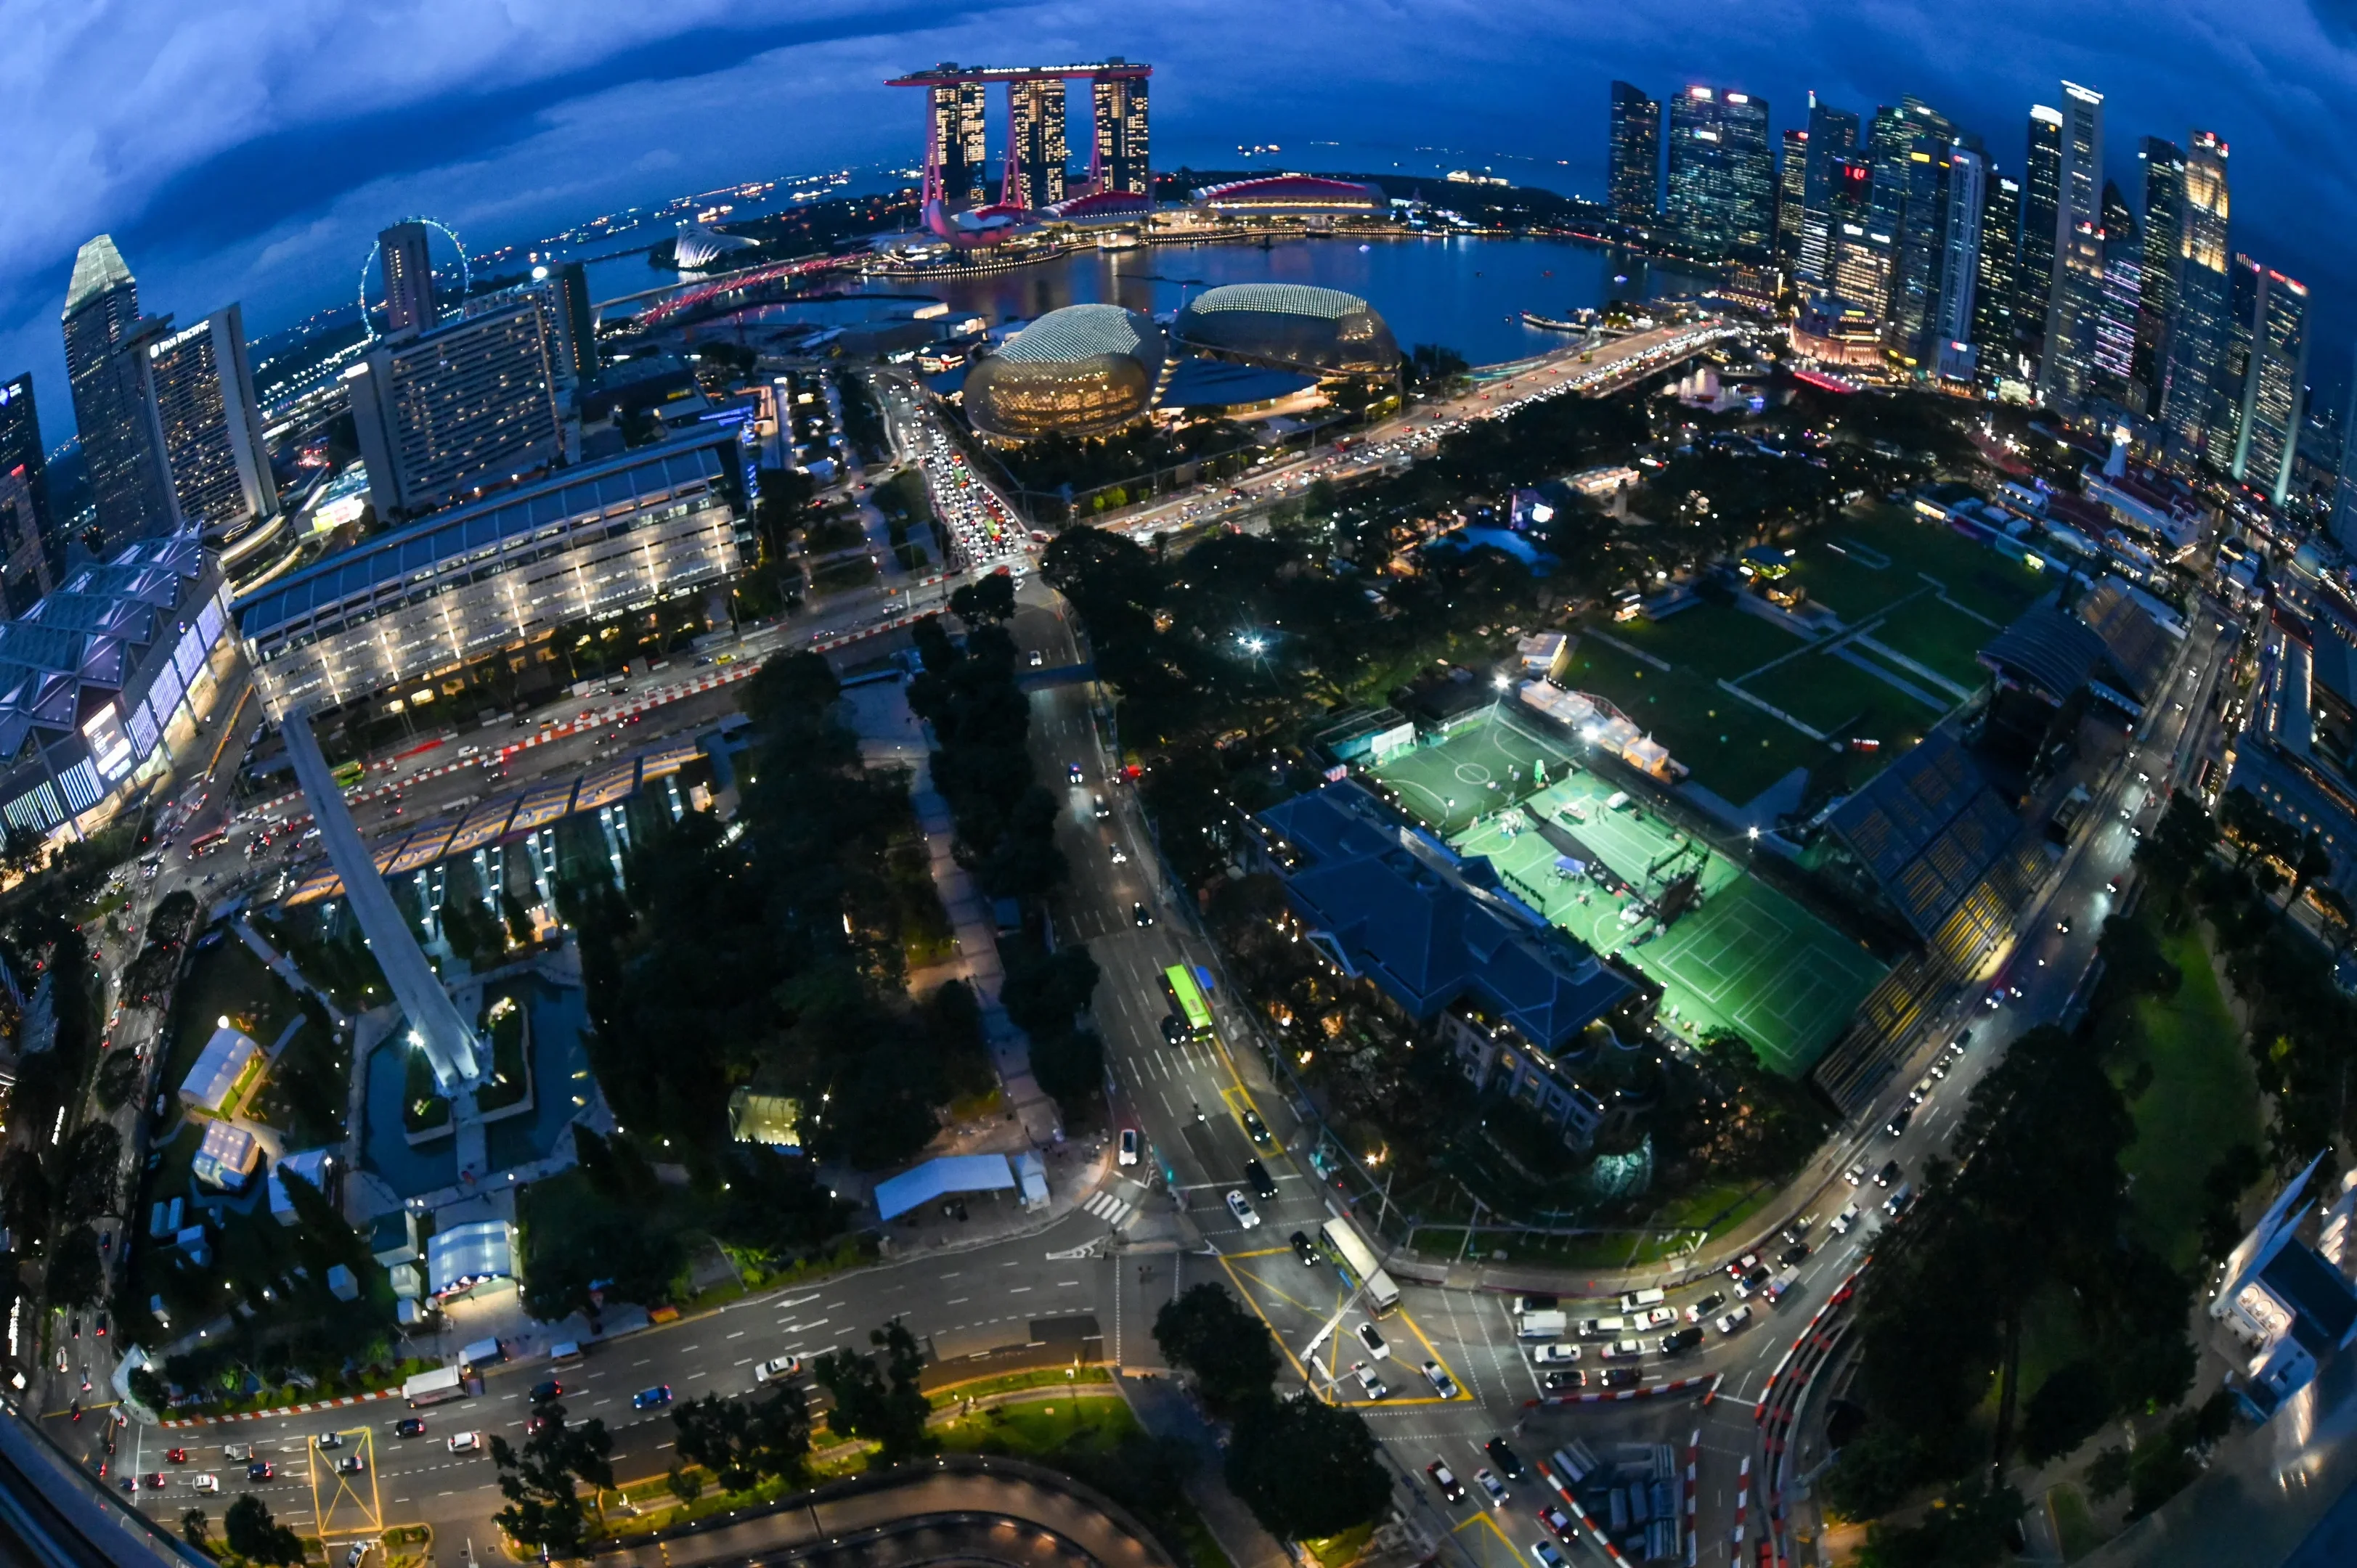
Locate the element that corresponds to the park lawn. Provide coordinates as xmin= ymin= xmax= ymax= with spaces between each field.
xmin=1783 ymin=539 xmax=1918 ymax=623
xmin=1741 ymin=647 xmax=1945 ymax=743
xmin=1862 ymin=596 xmax=2002 ymax=691
xmin=937 ymin=1393 xmax=1141 ymax=1458
xmin=162 ymin=936 xmax=302 ymax=1097
xmin=1560 ymin=640 xmax=1824 ymax=805
xmin=1601 ymin=603 xmax=1814 ymax=682
xmin=2114 ymin=926 xmax=2257 ymax=1273
xmin=1833 ymin=507 xmax=2051 ymax=624
xmin=2048 ymin=1482 xmax=2106 ymax=1562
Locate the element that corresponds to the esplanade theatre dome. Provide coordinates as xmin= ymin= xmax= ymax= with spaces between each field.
xmin=1171 ymin=283 xmax=1401 ymax=376
xmin=964 ymin=304 xmax=1165 ymax=441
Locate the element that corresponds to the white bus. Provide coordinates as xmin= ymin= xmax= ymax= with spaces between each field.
xmin=1319 ymin=1214 xmax=1401 ymax=1316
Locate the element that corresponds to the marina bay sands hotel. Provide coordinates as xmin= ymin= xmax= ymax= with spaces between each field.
xmin=887 ymin=60 xmax=1152 ymax=239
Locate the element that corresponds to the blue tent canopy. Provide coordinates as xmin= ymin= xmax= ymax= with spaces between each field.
xmin=873 ymin=1154 xmax=1016 ymax=1221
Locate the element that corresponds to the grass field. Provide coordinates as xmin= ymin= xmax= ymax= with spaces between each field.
xmin=1788 ymin=506 xmax=2051 ymax=626
xmin=1557 ymin=640 xmax=1823 ymax=806
xmin=2116 ymin=926 xmax=2256 ymax=1273
xmin=1602 ymin=602 xmax=1814 ymax=682
xmin=1863 ymin=596 xmax=2006 ymax=690
xmin=1372 ymin=713 xmax=1887 ymax=1077
xmin=1741 ymin=645 xmax=1947 ymax=743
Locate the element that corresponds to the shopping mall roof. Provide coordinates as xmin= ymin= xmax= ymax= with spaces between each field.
xmin=234 ymin=429 xmax=737 ymax=637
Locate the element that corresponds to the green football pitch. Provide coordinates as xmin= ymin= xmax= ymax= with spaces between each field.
xmin=1368 ymin=708 xmax=1886 ymax=1077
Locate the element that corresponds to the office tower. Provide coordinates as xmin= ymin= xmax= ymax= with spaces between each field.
xmin=2091 ymin=181 xmax=2141 ymax=401
xmin=1973 ymin=174 xmax=2022 ymax=377
xmin=342 ymin=298 xmax=564 ymax=520
xmin=929 ymin=79 xmax=990 ymax=205
xmin=0 ymin=462 xmax=52 ymax=616
xmin=1004 ymin=78 xmax=1068 ymax=208
xmin=378 ymin=221 xmax=438 ymax=336
xmin=2226 ymin=257 xmax=2309 ymax=506
xmin=0 ymin=375 xmax=54 ymax=568
xmin=60 ymin=236 xmax=180 ymax=548
xmin=1934 ymin=147 xmax=1986 ymax=380
xmin=1863 ymin=106 xmax=1913 ymax=246
xmin=1608 ymin=82 xmax=1663 ymax=222
xmin=1089 ymin=72 xmax=1149 ymax=196
xmin=2133 ymin=138 xmax=2186 ymax=417
xmin=1894 ymin=130 xmax=1957 ymax=356
xmin=553 ymin=261 xmax=596 ymax=379
xmin=1797 ymin=101 xmax=1861 ymax=287
xmin=2161 ymin=132 xmax=2232 ymax=463
xmin=2036 ymin=82 xmax=2106 ymax=406
xmin=2019 ymin=106 xmax=2064 ymax=367
xmin=1828 ymin=158 xmax=1892 ymax=322
xmin=2332 ymin=346 xmax=2357 ymax=553
xmin=1778 ymin=129 xmax=1809 ymax=266
xmin=147 ymin=304 xmax=277 ymax=532
xmin=1665 ymin=86 xmax=1774 ymax=260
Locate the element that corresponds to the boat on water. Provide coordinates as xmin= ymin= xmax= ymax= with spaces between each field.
xmin=1521 ymin=311 xmax=1585 ymax=332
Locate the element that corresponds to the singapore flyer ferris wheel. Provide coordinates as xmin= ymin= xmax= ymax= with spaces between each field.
xmin=357 ymin=218 xmax=471 ymax=339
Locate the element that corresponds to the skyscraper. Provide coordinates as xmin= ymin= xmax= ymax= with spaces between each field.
xmin=1934 ymin=147 xmax=1986 ymax=380
xmin=1778 ymin=128 xmax=1809 ymax=267
xmin=1089 ymin=73 xmax=1150 ymax=196
xmin=342 ymin=297 xmax=566 ymax=520
xmin=1608 ymin=82 xmax=1663 ymax=223
xmin=0 ymin=375 xmax=54 ymax=571
xmin=1005 ymin=78 xmax=1068 ymax=208
xmin=2226 ymin=256 xmax=2309 ymax=507
xmin=1973 ymin=174 xmax=2022 ymax=379
xmin=1797 ymin=101 xmax=1862 ymax=287
xmin=378 ymin=221 xmax=438 ymax=337
xmin=2332 ymin=345 xmax=2357 ymax=554
xmin=2161 ymin=131 xmax=2231 ymax=465
xmin=2036 ymin=82 xmax=2106 ymax=406
xmin=1893 ymin=128 xmax=1957 ymax=357
xmin=2019 ymin=106 xmax=2064 ymax=367
xmin=1665 ymin=86 xmax=1774 ymax=261
xmin=2090 ymin=181 xmax=2142 ymax=403
xmin=929 ymin=79 xmax=990 ymax=205
xmin=553 ymin=261 xmax=597 ymax=380
xmin=60 ymin=236 xmax=180 ymax=549
xmin=0 ymin=462 xmax=51 ymax=617
xmin=148 ymin=304 xmax=277 ymax=534
xmin=2133 ymin=138 xmax=2186 ymax=418
xmin=1829 ymin=158 xmax=1893 ymax=322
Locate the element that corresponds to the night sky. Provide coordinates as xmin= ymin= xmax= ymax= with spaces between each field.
xmin=7 ymin=0 xmax=2356 ymax=444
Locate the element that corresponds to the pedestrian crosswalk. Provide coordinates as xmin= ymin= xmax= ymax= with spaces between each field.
xmin=1083 ymin=1188 xmax=1136 ymax=1229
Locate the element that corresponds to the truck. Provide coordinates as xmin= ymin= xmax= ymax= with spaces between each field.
xmin=1515 ymin=1310 xmax=1568 ymax=1341
xmin=459 ymin=1338 xmax=504 ymax=1370
xmin=403 ymin=1367 xmax=469 ymax=1408
xmin=1764 ymin=1269 xmax=1801 ymax=1308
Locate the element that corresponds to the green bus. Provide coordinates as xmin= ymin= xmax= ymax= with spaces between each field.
xmin=1162 ymin=964 xmax=1214 ymax=1042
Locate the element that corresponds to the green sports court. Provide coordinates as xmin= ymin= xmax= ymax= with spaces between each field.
xmin=1367 ymin=707 xmax=1886 ymax=1077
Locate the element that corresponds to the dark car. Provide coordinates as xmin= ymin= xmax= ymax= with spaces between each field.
xmin=247 ymin=1462 xmax=273 ymax=1482
xmin=1600 ymin=1368 xmax=1640 ymax=1389
xmin=1779 ymin=1244 xmax=1810 ymax=1267
xmin=394 ymin=1418 xmax=426 ymax=1439
xmin=1290 ymin=1230 xmax=1320 ymax=1267
xmin=632 ymin=1385 xmax=673 ymax=1411
xmin=1241 ymin=1108 xmax=1271 ymax=1148
xmin=1876 ymin=1160 xmax=1901 ymax=1188
xmin=1131 ymin=902 xmax=1153 ymax=928
xmin=1483 ymin=1439 xmax=1526 ymax=1481
xmin=1541 ymin=1369 xmax=1587 ymax=1392
xmin=336 ymin=1454 xmax=366 ymax=1475
xmin=1426 ymin=1461 xmax=1466 ymax=1503
xmin=1884 ymin=1106 xmax=1913 ymax=1138
xmin=529 ymin=1380 xmax=562 ymax=1405
xmin=1244 ymin=1159 xmax=1278 ymax=1201
xmin=1159 ymin=1014 xmax=1186 ymax=1046
xmin=1661 ymin=1326 xmax=1705 ymax=1355
xmin=1684 ymin=1291 xmax=1726 ymax=1324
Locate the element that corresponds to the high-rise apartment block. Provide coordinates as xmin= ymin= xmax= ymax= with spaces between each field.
xmin=148 ymin=304 xmax=277 ymax=533
xmin=61 ymin=237 xmax=180 ymax=549
xmin=2035 ymin=82 xmax=2106 ymax=405
xmin=1666 ymin=86 xmax=1774 ymax=261
xmin=2161 ymin=132 xmax=2232 ymax=463
xmin=1004 ymin=79 xmax=1069 ymax=208
xmin=1089 ymin=73 xmax=1149 ymax=195
xmin=343 ymin=298 xmax=566 ymax=520
xmin=1797 ymin=102 xmax=1860 ymax=287
xmin=1609 ymin=82 xmax=1664 ymax=223
xmin=2133 ymin=138 xmax=2186 ymax=418
xmin=377 ymin=221 xmax=439 ymax=336
xmin=929 ymin=79 xmax=990 ymax=205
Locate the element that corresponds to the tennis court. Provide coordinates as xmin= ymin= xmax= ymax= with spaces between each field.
xmin=1377 ymin=712 xmax=1884 ymax=1077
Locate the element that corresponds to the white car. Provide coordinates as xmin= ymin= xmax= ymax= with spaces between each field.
xmin=1224 ymin=1191 xmax=1261 ymax=1229
xmin=1637 ymin=1307 xmax=1676 ymax=1329
xmin=447 ymin=1432 xmax=481 ymax=1454
xmin=753 ymin=1357 xmax=802 ymax=1385
xmin=1531 ymin=1344 xmax=1580 ymax=1365
xmin=1353 ymin=1361 xmax=1389 ymax=1400
xmin=1118 ymin=1129 xmax=1139 ymax=1167
xmin=1475 ymin=1468 xmax=1510 ymax=1508
xmin=1715 ymin=1306 xmax=1754 ymax=1336
xmin=1828 ymin=1204 xmax=1861 ymax=1236
xmin=1600 ymin=1338 xmax=1646 ymax=1360
xmin=192 ymin=1474 xmax=219 ymax=1494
